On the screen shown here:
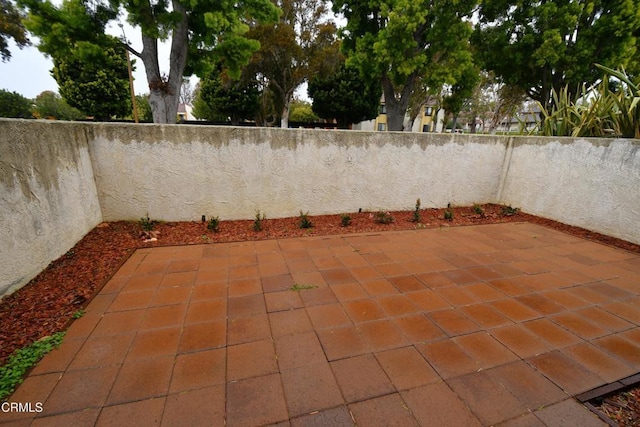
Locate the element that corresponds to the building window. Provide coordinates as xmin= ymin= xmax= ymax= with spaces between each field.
xmin=422 ymin=124 xmax=430 ymax=132
xmin=377 ymin=123 xmax=387 ymax=131
xmin=379 ymin=104 xmax=386 ymax=114
xmin=425 ymin=107 xmax=433 ymax=116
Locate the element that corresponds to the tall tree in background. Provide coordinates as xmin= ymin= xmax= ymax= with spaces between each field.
xmin=334 ymin=0 xmax=477 ymax=131
xmin=197 ymin=67 xmax=260 ymax=125
xmin=20 ymin=0 xmax=280 ymax=123
xmin=0 ymin=0 xmax=30 ymax=61
xmin=308 ymin=64 xmax=381 ymax=128
xmin=442 ymin=64 xmax=479 ymax=131
xmin=32 ymin=90 xmax=85 ymax=120
xmin=54 ymin=39 xmax=131 ymax=119
xmin=0 ymin=89 xmax=32 ymax=117
xmin=20 ymin=0 xmax=130 ymax=119
xmin=247 ymin=0 xmax=338 ymax=128
xmin=119 ymin=0 xmax=279 ymax=123
xmin=473 ymin=0 xmax=640 ymax=110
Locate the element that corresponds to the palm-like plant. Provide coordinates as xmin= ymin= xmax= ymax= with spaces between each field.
xmin=529 ymin=65 xmax=639 ymax=139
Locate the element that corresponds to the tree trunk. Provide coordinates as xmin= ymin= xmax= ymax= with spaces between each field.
xmin=381 ymin=74 xmax=416 ymax=131
xmin=138 ymin=0 xmax=189 ymax=124
xmin=281 ymin=97 xmax=290 ymax=128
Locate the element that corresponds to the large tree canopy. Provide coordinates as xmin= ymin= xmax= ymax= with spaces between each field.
xmin=308 ymin=64 xmax=381 ymax=128
xmin=20 ymin=0 xmax=280 ymax=123
xmin=197 ymin=67 xmax=260 ymax=125
xmin=0 ymin=0 xmax=30 ymax=61
xmin=120 ymin=0 xmax=280 ymax=123
xmin=473 ymin=0 xmax=640 ymax=109
xmin=247 ymin=0 xmax=339 ymax=128
xmin=20 ymin=0 xmax=131 ymax=119
xmin=0 ymin=89 xmax=32 ymax=117
xmin=334 ymin=0 xmax=476 ymax=131
xmin=53 ymin=39 xmax=131 ymax=119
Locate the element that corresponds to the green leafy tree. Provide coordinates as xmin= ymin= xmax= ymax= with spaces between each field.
xmin=119 ymin=0 xmax=279 ymax=123
xmin=247 ymin=0 xmax=338 ymax=128
xmin=54 ymin=39 xmax=131 ymax=120
xmin=289 ymin=99 xmax=319 ymax=123
xmin=198 ymin=69 xmax=260 ymax=125
xmin=20 ymin=0 xmax=130 ymax=120
xmin=32 ymin=91 xmax=85 ymax=120
xmin=334 ymin=0 xmax=477 ymax=131
xmin=308 ymin=64 xmax=381 ymax=128
xmin=1 ymin=0 xmax=30 ymax=61
xmin=0 ymin=89 xmax=32 ymax=118
xmin=191 ymin=83 xmax=223 ymax=121
xmin=20 ymin=0 xmax=280 ymax=123
xmin=442 ymin=64 xmax=480 ymax=132
xmin=134 ymin=94 xmax=153 ymax=122
xmin=473 ymin=0 xmax=640 ymax=110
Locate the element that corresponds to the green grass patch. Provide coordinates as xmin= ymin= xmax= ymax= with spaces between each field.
xmin=289 ymin=283 xmax=318 ymax=291
xmin=0 ymin=332 xmax=66 ymax=400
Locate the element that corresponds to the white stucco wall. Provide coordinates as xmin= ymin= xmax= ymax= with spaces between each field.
xmin=88 ymin=124 xmax=508 ymax=221
xmin=0 ymin=120 xmax=103 ymax=297
xmin=3 ymin=119 xmax=640 ymax=297
xmin=501 ymin=137 xmax=640 ymax=245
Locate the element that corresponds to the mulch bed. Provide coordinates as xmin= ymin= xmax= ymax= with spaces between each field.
xmin=1 ymin=203 xmax=639 ymax=420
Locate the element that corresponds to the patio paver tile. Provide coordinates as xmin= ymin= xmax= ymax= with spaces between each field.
xmin=527 ymin=351 xmax=603 ymax=395
xmin=454 ymin=332 xmax=519 ymax=369
xmin=289 ymin=406 xmax=353 ymax=427
xmin=274 ymin=331 xmax=326 ymax=371
xmin=375 ymin=346 xmax=440 ymax=390
xmin=349 ymin=393 xmax=420 ymax=426
xmin=106 ymin=356 xmax=173 ymax=405
xmin=533 ymin=399 xmax=607 ymax=427
xmin=170 ymin=348 xmax=225 ymax=393
xmin=226 ymin=339 xmax=278 ymax=381
xmin=96 ymin=397 xmax=165 ymax=427
xmin=227 ymin=314 xmax=271 ymax=345
xmin=401 ymin=382 xmax=482 ymax=427
xmin=561 ymin=342 xmax=637 ymax=383
xmin=358 ymin=319 xmax=410 ymax=352
xmin=316 ymin=325 xmax=368 ymax=361
xmin=162 ymin=385 xmax=225 ymax=426
xmin=429 ymin=308 xmax=481 ymax=337
xmin=280 ymin=362 xmax=344 ymax=417
xmin=225 ymin=374 xmax=289 ymax=427
xmin=393 ymin=314 xmax=446 ymax=344
xmin=489 ymin=361 xmax=567 ymax=411
xmin=416 ymin=339 xmax=480 ymax=379
xmin=306 ymin=303 xmax=352 ymax=329
xmin=330 ymin=354 xmax=395 ymax=403
xmin=448 ymin=370 xmax=529 ymax=426
xmin=522 ymin=318 xmax=582 ymax=349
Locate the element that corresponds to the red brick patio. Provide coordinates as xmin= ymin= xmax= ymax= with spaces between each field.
xmin=2 ymin=222 xmax=640 ymax=426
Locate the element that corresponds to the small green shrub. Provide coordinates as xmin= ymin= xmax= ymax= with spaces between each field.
xmin=253 ymin=210 xmax=266 ymax=231
xmin=0 ymin=332 xmax=66 ymax=400
xmin=411 ymin=198 xmax=421 ymax=223
xmin=373 ymin=211 xmax=394 ymax=224
xmin=207 ymin=216 xmax=220 ymax=232
xmin=501 ymin=205 xmax=520 ymax=216
xmin=473 ymin=203 xmax=485 ymax=216
xmin=341 ymin=214 xmax=352 ymax=227
xmin=444 ymin=209 xmax=454 ymax=221
xmin=140 ymin=214 xmax=155 ymax=232
xmin=299 ymin=211 xmax=313 ymax=229
xmin=72 ymin=309 xmax=85 ymax=319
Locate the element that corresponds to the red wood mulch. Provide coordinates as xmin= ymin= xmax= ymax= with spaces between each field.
xmin=1 ymin=204 xmax=638 ymax=371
